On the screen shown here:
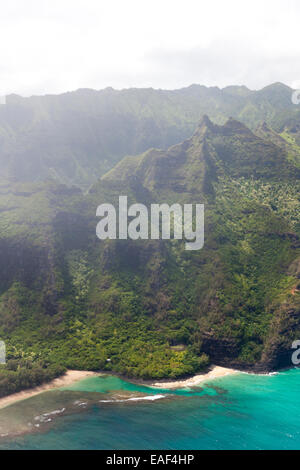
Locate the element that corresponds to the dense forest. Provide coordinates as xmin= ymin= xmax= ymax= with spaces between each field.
xmin=0 ymin=84 xmax=299 ymax=397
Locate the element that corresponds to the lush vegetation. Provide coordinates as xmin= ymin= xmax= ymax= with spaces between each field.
xmin=0 ymin=82 xmax=300 ymax=189
xmin=0 ymin=360 xmax=65 ymax=398
xmin=0 ymin=98 xmax=299 ymax=394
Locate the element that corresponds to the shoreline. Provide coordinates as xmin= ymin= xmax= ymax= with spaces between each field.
xmin=149 ymin=366 xmax=238 ymax=389
xmin=0 ymin=370 xmax=101 ymax=410
xmin=0 ymin=365 xmax=269 ymax=410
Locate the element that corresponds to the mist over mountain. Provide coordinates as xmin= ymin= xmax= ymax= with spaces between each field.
xmin=0 ymin=106 xmax=299 ymax=387
xmin=0 ymin=82 xmax=299 ymax=189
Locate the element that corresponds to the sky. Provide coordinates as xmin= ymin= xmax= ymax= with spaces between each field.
xmin=0 ymin=0 xmax=299 ymax=96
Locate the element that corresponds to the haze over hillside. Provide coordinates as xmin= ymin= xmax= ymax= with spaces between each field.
xmin=0 ymin=82 xmax=299 ymax=189
xmin=0 ymin=111 xmax=299 ymax=386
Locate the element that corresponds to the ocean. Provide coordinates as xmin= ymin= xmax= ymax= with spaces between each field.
xmin=0 ymin=369 xmax=299 ymax=450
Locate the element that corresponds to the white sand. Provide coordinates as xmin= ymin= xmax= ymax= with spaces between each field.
xmin=0 ymin=366 xmax=238 ymax=410
xmin=0 ymin=370 xmax=101 ymax=410
xmin=150 ymin=366 xmax=237 ymax=389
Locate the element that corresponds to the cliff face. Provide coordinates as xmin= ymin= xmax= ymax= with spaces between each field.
xmin=0 ymin=116 xmax=299 ymax=378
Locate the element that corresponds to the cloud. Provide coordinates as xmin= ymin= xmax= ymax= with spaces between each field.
xmin=0 ymin=0 xmax=299 ymax=95
xmin=143 ymin=39 xmax=300 ymax=90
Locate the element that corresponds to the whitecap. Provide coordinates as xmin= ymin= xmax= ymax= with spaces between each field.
xmin=99 ymin=394 xmax=166 ymax=403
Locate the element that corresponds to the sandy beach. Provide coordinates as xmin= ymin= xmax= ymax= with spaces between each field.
xmin=150 ymin=366 xmax=238 ymax=389
xmin=0 ymin=366 xmax=238 ymax=410
xmin=0 ymin=370 xmax=101 ymax=410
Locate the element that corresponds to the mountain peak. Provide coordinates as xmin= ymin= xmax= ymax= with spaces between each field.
xmin=262 ymin=82 xmax=293 ymax=92
xmin=256 ymin=83 xmax=294 ymax=108
xmin=255 ymin=120 xmax=297 ymax=151
xmin=193 ymin=115 xmax=215 ymax=139
xmin=198 ymin=114 xmax=217 ymax=130
xmin=222 ymin=85 xmax=252 ymax=97
xmin=199 ymin=114 xmax=213 ymax=127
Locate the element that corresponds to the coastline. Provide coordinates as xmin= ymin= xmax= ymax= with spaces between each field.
xmin=0 ymin=370 xmax=101 ymax=410
xmin=149 ymin=366 xmax=238 ymax=389
xmin=0 ymin=366 xmax=239 ymax=410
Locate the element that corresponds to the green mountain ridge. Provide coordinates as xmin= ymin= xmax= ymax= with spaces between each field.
xmin=1 ymin=82 xmax=299 ymax=189
xmin=0 ymin=114 xmax=299 ymax=393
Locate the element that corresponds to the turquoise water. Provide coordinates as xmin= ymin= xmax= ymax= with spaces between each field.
xmin=1 ymin=369 xmax=300 ymax=450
